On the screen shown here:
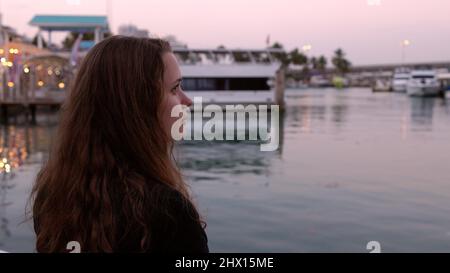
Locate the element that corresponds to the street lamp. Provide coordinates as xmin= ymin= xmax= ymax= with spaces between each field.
xmin=302 ymin=44 xmax=312 ymax=54
xmin=301 ymin=44 xmax=312 ymax=85
xmin=302 ymin=44 xmax=313 ymax=63
xmin=401 ymin=39 xmax=410 ymax=64
xmin=106 ymin=0 xmax=113 ymax=34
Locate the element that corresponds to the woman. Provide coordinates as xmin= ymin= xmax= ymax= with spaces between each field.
xmin=30 ymin=36 xmax=208 ymax=253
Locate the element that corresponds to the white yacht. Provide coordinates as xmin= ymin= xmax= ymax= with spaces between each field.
xmin=173 ymin=48 xmax=283 ymax=104
xmin=310 ymin=75 xmax=331 ymax=88
xmin=406 ymin=70 xmax=440 ymax=97
xmin=372 ymin=79 xmax=391 ymax=92
xmin=391 ymin=68 xmax=410 ymax=92
xmin=437 ymin=73 xmax=450 ymax=99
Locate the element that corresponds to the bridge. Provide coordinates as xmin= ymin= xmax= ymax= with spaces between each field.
xmin=347 ymin=61 xmax=450 ymax=73
xmin=287 ymin=60 xmax=450 ymax=87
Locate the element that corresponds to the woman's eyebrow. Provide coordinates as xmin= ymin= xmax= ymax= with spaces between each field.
xmin=172 ymin=78 xmax=182 ymax=85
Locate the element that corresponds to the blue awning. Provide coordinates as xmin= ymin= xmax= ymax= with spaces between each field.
xmin=29 ymin=15 xmax=109 ymax=32
xmin=79 ymin=40 xmax=95 ymax=50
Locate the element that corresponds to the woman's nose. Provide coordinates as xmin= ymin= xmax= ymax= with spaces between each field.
xmin=181 ymin=90 xmax=193 ymax=107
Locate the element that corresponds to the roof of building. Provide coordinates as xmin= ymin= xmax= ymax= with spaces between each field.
xmin=29 ymin=15 xmax=109 ymax=32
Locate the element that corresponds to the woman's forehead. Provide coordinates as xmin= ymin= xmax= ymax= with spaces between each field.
xmin=163 ymin=53 xmax=181 ymax=82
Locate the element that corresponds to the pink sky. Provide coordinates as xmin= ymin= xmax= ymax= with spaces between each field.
xmin=1 ymin=0 xmax=449 ymax=65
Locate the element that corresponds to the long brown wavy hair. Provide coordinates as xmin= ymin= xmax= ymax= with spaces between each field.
xmin=30 ymin=36 xmax=197 ymax=252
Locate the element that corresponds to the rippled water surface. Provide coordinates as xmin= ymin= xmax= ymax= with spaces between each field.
xmin=1 ymin=88 xmax=450 ymax=252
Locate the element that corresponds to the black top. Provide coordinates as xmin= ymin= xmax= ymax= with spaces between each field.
xmin=34 ymin=185 xmax=209 ymax=253
xmin=141 ymin=188 xmax=209 ymax=253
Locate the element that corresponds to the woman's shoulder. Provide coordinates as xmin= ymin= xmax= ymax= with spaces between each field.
xmin=166 ymin=188 xmax=199 ymax=219
xmin=152 ymin=184 xmax=199 ymax=219
xmin=150 ymin=184 xmax=209 ymax=253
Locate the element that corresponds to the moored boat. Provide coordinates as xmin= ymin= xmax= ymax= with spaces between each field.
xmin=406 ymin=70 xmax=440 ymax=97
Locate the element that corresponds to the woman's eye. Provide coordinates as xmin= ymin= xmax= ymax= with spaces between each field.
xmin=171 ymin=84 xmax=180 ymax=92
xmin=172 ymin=82 xmax=183 ymax=93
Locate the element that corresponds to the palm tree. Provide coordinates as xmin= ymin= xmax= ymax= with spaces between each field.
xmin=62 ymin=32 xmax=93 ymax=49
xmin=317 ymin=56 xmax=327 ymax=73
xmin=310 ymin=56 xmax=318 ymax=70
xmin=288 ymin=48 xmax=311 ymax=83
xmin=269 ymin=42 xmax=290 ymax=67
xmin=32 ymin=34 xmax=47 ymax=48
xmin=270 ymin=42 xmax=284 ymax=49
xmin=332 ymin=48 xmax=351 ymax=75
xmin=62 ymin=32 xmax=113 ymax=50
xmin=289 ymin=48 xmax=307 ymax=65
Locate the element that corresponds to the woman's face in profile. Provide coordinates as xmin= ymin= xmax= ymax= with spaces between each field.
xmin=161 ymin=52 xmax=192 ymax=139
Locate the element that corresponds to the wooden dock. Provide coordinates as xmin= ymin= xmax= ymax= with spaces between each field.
xmin=0 ymin=98 xmax=63 ymax=124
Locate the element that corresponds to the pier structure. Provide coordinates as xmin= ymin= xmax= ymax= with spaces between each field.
xmin=0 ymin=15 xmax=111 ymax=124
xmin=29 ymin=15 xmax=109 ymax=49
xmin=0 ymin=40 xmax=73 ymax=123
xmin=0 ymin=51 xmax=70 ymax=124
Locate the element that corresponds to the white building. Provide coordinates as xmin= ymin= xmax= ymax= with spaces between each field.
xmin=162 ymin=35 xmax=188 ymax=49
xmin=118 ymin=24 xmax=149 ymax=38
xmin=0 ymin=14 xmax=24 ymax=46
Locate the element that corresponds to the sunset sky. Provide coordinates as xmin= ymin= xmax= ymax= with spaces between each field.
xmin=1 ymin=0 xmax=449 ymax=65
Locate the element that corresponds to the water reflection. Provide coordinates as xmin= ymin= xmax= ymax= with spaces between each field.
xmin=178 ymin=111 xmax=286 ymax=183
xmin=285 ymin=104 xmax=327 ymax=133
xmin=0 ymin=120 xmax=57 ymax=251
xmin=1 ymin=89 xmax=450 ymax=252
xmin=0 ymin=125 xmax=32 ymax=248
xmin=409 ymin=97 xmax=436 ymax=130
xmin=331 ymin=93 xmax=349 ymax=126
xmin=284 ymin=90 xmax=350 ymax=134
xmin=0 ymin=177 xmax=12 ymax=248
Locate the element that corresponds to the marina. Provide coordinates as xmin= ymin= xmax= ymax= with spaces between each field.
xmin=0 ymin=0 xmax=449 ymax=255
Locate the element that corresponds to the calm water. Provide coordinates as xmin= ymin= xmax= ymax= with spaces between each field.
xmin=1 ymin=88 xmax=450 ymax=252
